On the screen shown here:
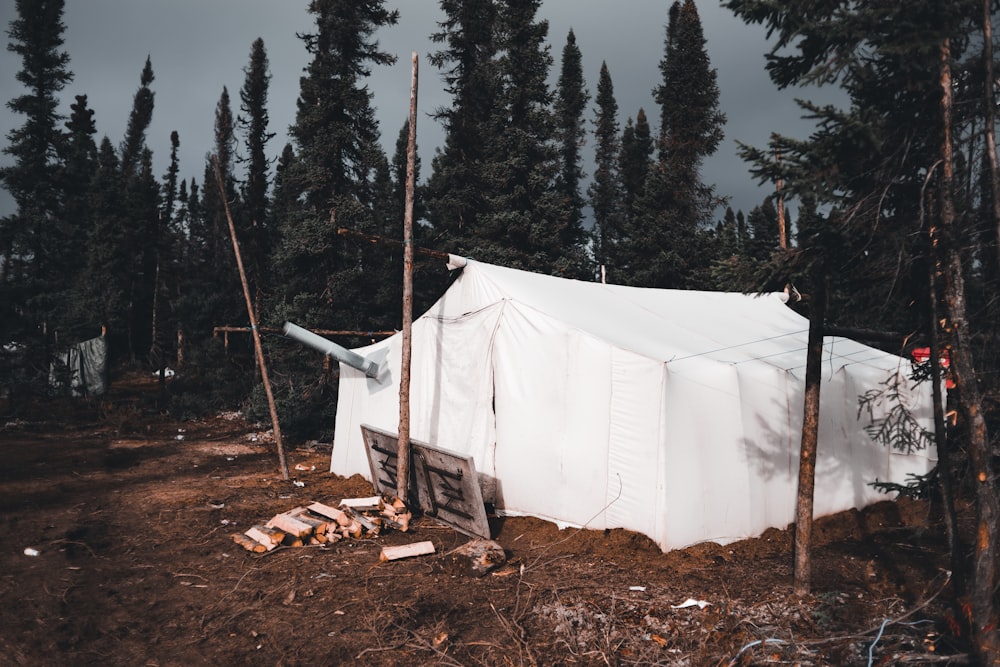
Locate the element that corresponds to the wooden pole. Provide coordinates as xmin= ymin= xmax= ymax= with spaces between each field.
xmin=211 ymin=155 xmax=289 ymax=481
xmin=336 ymin=227 xmax=450 ymax=261
xmin=397 ymin=52 xmax=418 ymax=502
xmin=213 ymin=325 xmax=396 ymax=338
xmin=776 ymin=147 xmax=787 ymax=250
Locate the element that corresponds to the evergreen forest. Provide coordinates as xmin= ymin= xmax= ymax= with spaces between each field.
xmin=3 ymin=0 xmax=1000 ymax=661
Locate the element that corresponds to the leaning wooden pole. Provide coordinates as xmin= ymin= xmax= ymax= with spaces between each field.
xmin=212 ymin=156 xmax=289 ymax=481
xmin=396 ymin=52 xmax=418 ymax=502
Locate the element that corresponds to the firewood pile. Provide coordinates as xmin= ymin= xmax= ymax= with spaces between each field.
xmin=231 ymin=495 xmax=413 ymax=553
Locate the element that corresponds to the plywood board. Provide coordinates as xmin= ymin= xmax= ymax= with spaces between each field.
xmin=360 ymin=424 xmax=490 ymax=539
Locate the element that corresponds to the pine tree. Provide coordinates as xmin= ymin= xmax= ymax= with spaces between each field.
xmin=108 ymin=56 xmax=160 ymax=361
xmin=745 ymin=197 xmax=779 ymax=261
xmin=58 ymin=94 xmax=98 ymax=336
xmin=1 ymin=0 xmax=72 ymax=343
xmin=237 ymin=37 xmax=275 ymax=317
xmin=274 ymin=0 xmax=399 ymax=332
xmin=198 ymin=88 xmax=242 ymax=335
xmin=149 ymin=130 xmax=182 ymax=371
xmin=628 ymin=0 xmax=725 ymax=289
xmin=119 ymin=56 xmax=155 ymax=179
xmin=486 ymin=0 xmax=588 ymax=275
xmin=619 ymin=109 xmax=652 ymax=230
xmin=391 ymin=121 xmax=423 ymax=233
xmin=125 ymin=147 xmax=161 ymax=362
xmin=426 ymin=0 xmax=501 ymax=252
xmin=289 ymin=0 xmax=398 ymax=217
xmin=268 ymin=144 xmax=299 ymax=234
xmin=554 ymin=29 xmax=589 ymax=260
xmin=78 ymin=138 xmax=128 ymax=340
xmin=62 ymin=95 xmax=97 ymax=255
xmin=589 ymin=62 xmax=623 ymax=282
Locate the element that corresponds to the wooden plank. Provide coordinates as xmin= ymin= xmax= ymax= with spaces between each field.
xmin=380 ymin=541 xmax=436 ymax=562
xmin=339 ymin=496 xmax=383 ymax=512
xmin=232 ymin=533 xmax=267 ymax=553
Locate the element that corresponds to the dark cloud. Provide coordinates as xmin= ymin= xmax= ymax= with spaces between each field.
xmin=1 ymin=1 xmax=834 ymax=220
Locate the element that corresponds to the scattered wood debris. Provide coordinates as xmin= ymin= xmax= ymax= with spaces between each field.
xmin=231 ymin=495 xmax=414 ymax=553
xmin=380 ymin=540 xmax=436 ymax=562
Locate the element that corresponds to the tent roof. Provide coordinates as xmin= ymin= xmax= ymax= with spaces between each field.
xmin=434 ymin=258 xmax=899 ymax=377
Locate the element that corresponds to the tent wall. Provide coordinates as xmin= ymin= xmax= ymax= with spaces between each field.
xmin=332 ymin=260 xmax=935 ymax=552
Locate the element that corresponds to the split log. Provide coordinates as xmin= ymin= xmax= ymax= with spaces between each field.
xmin=307 ymin=502 xmax=351 ymax=526
xmin=380 ymin=541 xmax=436 ymax=562
xmin=342 ymin=506 xmax=380 ymax=535
xmin=288 ymin=512 xmax=329 ymax=536
xmin=245 ymin=525 xmax=284 ymax=549
xmin=232 ymin=533 xmax=267 ymax=553
xmin=267 ymin=513 xmax=314 ymax=538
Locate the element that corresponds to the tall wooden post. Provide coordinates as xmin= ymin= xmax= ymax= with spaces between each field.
xmin=396 ymin=53 xmax=418 ymax=502
xmin=212 ymin=156 xmax=289 ymax=481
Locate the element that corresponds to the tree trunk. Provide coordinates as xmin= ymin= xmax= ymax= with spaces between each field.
xmin=983 ymin=0 xmax=1000 ymax=277
xmin=922 ymin=161 xmax=965 ymax=599
xmin=793 ymin=273 xmax=826 ymax=596
xmin=939 ymin=38 xmax=1000 ymax=664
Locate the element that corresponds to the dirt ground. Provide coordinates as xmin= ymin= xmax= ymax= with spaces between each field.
xmin=0 ymin=373 xmax=969 ymax=666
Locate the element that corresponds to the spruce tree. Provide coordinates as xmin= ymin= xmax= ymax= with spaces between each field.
xmin=589 ymin=61 xmax=624 ymax=282
xmin=619 ymin=109 xmax=653 ymax=230
xmin=237 ymin=37 xmax=275 ymax=316
xmin=126 ymin=147 xmax=161 ymax=362
xmin=198 ymin=88 xmax=242 ymax=335
xmin=59 ymin=94 xmax=98 ymax=337
xmin=1 ymin=0 xmax=72 ymax=344
xmin=554 ymin=29 xmax=589 ymax=261
xmin=274 ymin=0 xmax=399 ymax=332
xmin=485 ymin=0 xmax=587 ymax=275
xmin=79 ymin=138 xmax=128 ymax=336
xmin=149 ymin=131 xmax=182 ymax=370
xmin=119 ymin=56 xmax=155 ymax=179
xmin=111 ymin=56 xmax=159 ymax=361
xmin=426 ymin=0 xmax=501 ymax=254
xmin=628 ymin=0 xmax=725 ymax=289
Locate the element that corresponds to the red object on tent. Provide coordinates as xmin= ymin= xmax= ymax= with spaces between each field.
xmin=911 ymin=347 xmax=955 ymax=388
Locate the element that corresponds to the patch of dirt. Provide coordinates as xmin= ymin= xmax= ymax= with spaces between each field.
xmin=0 ymin=373 xmax=966 ymax=665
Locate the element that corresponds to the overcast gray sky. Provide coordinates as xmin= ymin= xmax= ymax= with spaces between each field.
xmin=0 ymin=1 xmax=838 ymax=223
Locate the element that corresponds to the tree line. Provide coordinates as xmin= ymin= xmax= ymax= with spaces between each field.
xmin=2 ymin=0 xmax=1000 ymax=661
xmin=0 ymin=0 xmax=782 ymax=387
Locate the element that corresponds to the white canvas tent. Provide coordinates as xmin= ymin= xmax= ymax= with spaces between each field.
xmin=332 ymin=257 xmax=935 ymax=552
